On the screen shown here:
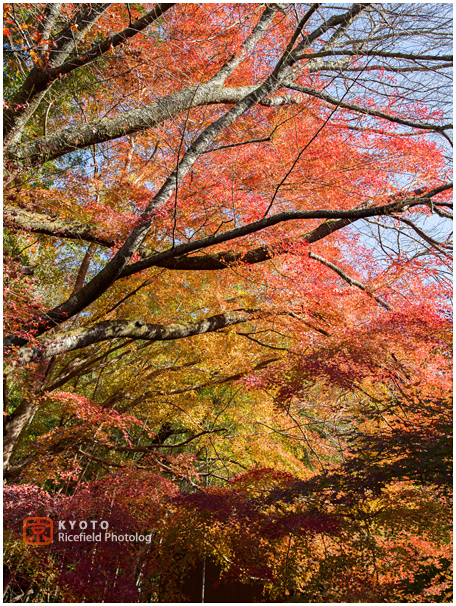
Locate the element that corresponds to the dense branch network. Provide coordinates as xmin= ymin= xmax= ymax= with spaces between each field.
xmin=5 ymin=3 xmax=373 ymax=349
xmin=4 ymin=183 xmax=451 ymax=355
xmin=3 ymin=3 xmax=452 ymax=478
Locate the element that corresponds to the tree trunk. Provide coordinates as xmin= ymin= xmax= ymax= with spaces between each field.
xmin=3 ymin=360 xmax=51 ymax=471
xmin=3 ymin=398 xmax=39 ymax=470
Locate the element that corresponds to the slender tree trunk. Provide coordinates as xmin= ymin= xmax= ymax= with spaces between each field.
xmin=3 ymin=360 xmax=50 ymax=471
xmin=3 ymin=398 xmax=39 ymax=470
xmin=71 ymin=243 xmax=97 ymax=296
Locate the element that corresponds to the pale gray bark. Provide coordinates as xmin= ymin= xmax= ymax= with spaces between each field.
xmin=5 ymin=5 xmax=367 ymax=167
xmin=3 ymin=359 xmax=50 ymax=469
xmin=11 ymin=309 xmax=260 ymax=366
xmin=5 ymin=85 xmax=313 ymax=168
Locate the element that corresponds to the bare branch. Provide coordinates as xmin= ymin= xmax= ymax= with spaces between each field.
xmin=283 ymin=80 xmax=452 ymax=134
xmin=296 ymin=50 xmax=453 ymax=62
xmin=308 ymin=251 xmax=391 ymax=310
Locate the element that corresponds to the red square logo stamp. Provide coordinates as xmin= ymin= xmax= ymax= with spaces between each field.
xmin=23 ymin=517 xmax=53 ymax=545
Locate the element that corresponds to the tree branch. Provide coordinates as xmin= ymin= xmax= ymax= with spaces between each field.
xmin=49 ymin=4 xmax=175 ymax=76
xmin=283 ymin=80 xmax=453 ymax=133
xmin=5 ymin=4 xmax=369 ymax=168
xmin=10 ymin=309 xmax=261 ymax=365
xmin=70 ymin=243 xmax=98 ymax=296
xmin=4 ymin=205 xmax=115 ymax=246
xmin=5 ymin=4 xmax=112 ymax=142
xmin=105 ymin=428 xmax=229 ymax=452
xmin=5 ymin=84 xmax=316 ymax=168
xmin=308 ymin=251 xmax=391 ymax=309
xmin=295 ymin=50 xmax=453 ymax=62
xmin=4 ymin=4 xmax=368 ymax=351
xmin=5 ymin=185 xmax=451 ymax=278
xmin=6 ymin=3 xmax=175 ymax=141
xmin=392 ymin=216 xmax=453 ymax=257
xmin=118 ymin=183 xmax=453 ymax=278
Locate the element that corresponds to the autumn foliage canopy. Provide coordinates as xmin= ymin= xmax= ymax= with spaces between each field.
xmin=3 ymin=3 xmax=452 ymax=602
